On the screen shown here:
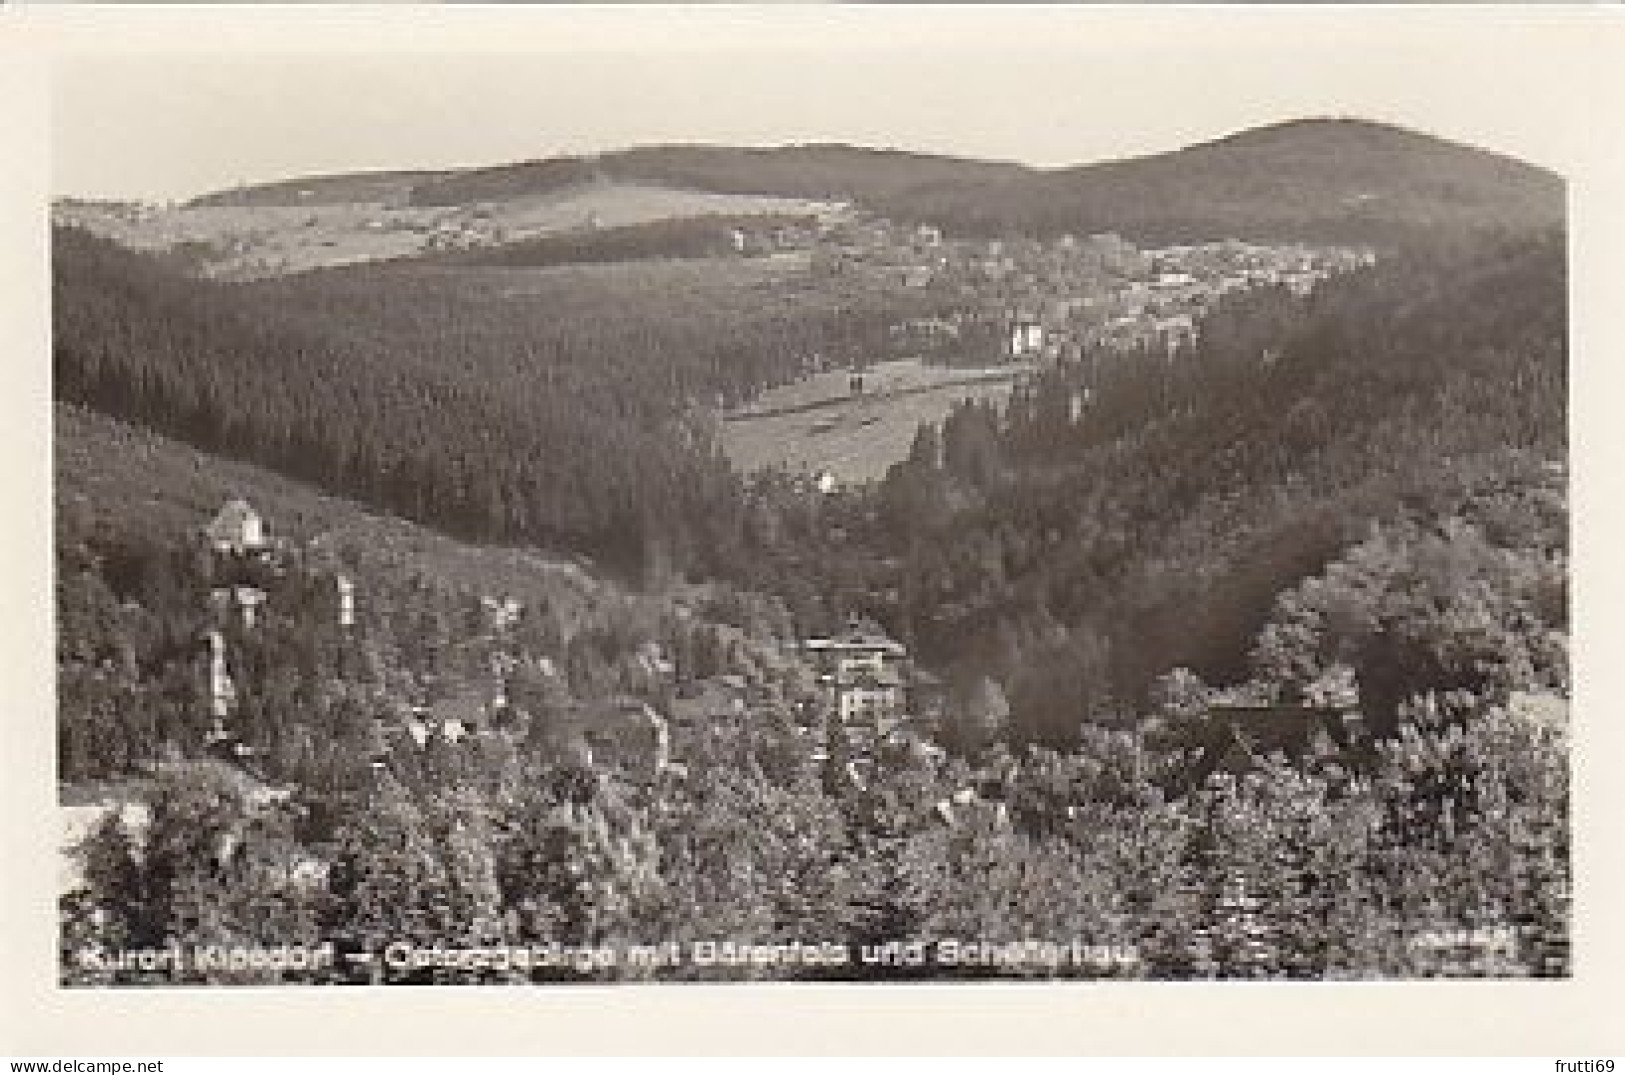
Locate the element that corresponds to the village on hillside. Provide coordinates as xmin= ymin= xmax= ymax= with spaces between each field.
xmin=62 ymin=490 xmax=1438 ymax=908
xmin=713 ymin=217 xmax=1374 ymax=486
xmin=59 ymin=496 xmax=962 ymax=896
xmin=53 ymin=191 xmax=1372 ymax=364
xmin=812 ymin=217 xmax=1374 ymax=360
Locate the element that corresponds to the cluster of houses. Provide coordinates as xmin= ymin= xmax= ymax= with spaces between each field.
xmin=419 ymin=204 xmax=512 ymax=251
xmin=196 ymin=498 xmax=685 ymax=786
xmin=53 ymin=190 xmax=1374 ymax=348
xmin=193 ymin=500 xmax=1400 ymax=826
xmin=53 ymin=198 xmax=167 ymax=230
xmin=199 ymin=499 xmax=358 ymax=751
xmin=967 ymin=237 xmax=1372 ymax=360
xmin=1077 ymin=240 xmax=1375 ymax=354
xmin=801 ymin=214 xmax=1375 ymax=363
xmin=62 ymin=498 xmax=1433 ymax=911
xmin=792 ymin=617 xmax=955 ymax=789
xmin=809 ymin=216 xmax=958 ymax=287
xmin=727 ymin=219 xmax=823 ymax=257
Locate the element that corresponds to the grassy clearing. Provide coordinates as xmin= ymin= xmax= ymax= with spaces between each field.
xmin=56 ymin=403 xmax=599 ymax=611
xmin=54 ymin=183 xmax=839 ymax=279
xmin=719 ymin=359 xmax=1028 ymax=483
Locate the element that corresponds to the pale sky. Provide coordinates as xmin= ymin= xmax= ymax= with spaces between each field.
xmin=47 ymin=7 xmax=1608 ymax=202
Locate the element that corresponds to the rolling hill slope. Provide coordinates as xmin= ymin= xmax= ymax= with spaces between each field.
xmin=886 ymin=118 xmax=1564 ymax=241
xmin=182 ymin=118 xmax=1562 ymax=246
xmin=404 ymin=143 xmax=1030 ymax=208
xmin=190 ymin=168 xmax=453 ymax=208
xmin=56 ymin=402 xmax=599 ymax=613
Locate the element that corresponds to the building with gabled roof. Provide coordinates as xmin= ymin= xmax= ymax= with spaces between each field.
xmin=531 ymin=696 xmax=671 ymax=782
xmin=1170 ymin=703 xmax=1370 ymax=790
xmin=802 ymin=619 xmax=909 ymax=725
xmin=802 ymin=618 xmax=907 ymax=664
xmin=420 ymin=686 xmax=495 ymax=741
xmin=205 ymin=498 xmax=268 ymax=555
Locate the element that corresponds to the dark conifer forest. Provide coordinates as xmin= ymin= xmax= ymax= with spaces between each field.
xmin=54 ymin=226 xmax=943 ymax=578
xmin=54 ymin=122 xmax=1570 ymax=983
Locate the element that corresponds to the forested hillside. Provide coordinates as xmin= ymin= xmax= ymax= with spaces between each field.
xmin=56 ymin=403 xmax=803 ymax=787
xmin=420 ymin=213 xmax=814 ymax=269
xmin=54 ymin=120 xmax=1570 ymax=982
xmin=405 ymin=144 xmax=1028 ymax=209
xmin=53 ymin=226 xmax=942 ymax=580
xmin=730 ymin=230 xmax=1567 ymax=744
xmin=890 ymin=119 xmax=1563 ymax=241
xmin=53 ymin=220 xmax=1568 ymax=747
xmin=57 ymin=409 xmax=1569 ymax=985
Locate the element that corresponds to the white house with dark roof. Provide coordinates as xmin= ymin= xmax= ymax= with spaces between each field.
xmin=205 ymin=498 xmax=267 ymax=555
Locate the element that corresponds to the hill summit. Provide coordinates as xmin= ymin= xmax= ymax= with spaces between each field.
xmin=900 ymin=117 xmax=1563 ymax=241
xmin=184 ymin=117 xmax=1562 ymax=244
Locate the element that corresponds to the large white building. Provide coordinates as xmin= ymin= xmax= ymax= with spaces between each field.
xmin=1008 ymin=320 xmax=1044 ymax=359
xmin=802 ymin=621 xmax=909 ymax=724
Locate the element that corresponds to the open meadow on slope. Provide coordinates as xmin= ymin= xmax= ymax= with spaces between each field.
xmin=57 ymin=181 xmax=839 ymax=280
xmin=719 ymin=359 xmax=1029 ymax=483
xmin=55 ymin=403 xmax=600 ymax=611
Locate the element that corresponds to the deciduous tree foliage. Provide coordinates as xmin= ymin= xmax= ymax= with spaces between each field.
xmin=63 ymin=683 xmax=1569 ymax=982
xmin=788 ymin=231 xmax=1566 ymax=744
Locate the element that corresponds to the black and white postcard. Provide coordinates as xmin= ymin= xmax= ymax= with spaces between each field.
xmin=4 ymin=3 xmax=1623 ymax=1058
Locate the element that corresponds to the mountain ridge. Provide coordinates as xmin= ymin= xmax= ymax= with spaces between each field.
xmin=181 ymin=117 xmax=1562 ymax=243
xmin=904 ymin=117 xmax=1562 ymax=241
